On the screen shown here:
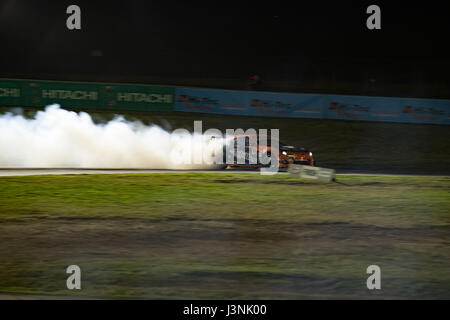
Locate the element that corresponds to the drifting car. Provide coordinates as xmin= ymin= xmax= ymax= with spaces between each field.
xmin=222 ymin=134 xmax=315 ymax=169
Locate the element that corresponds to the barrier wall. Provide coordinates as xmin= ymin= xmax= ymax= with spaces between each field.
xmin=2 ymin=78 xmax=450 ymax=125
xmin=0 ymin=79 xmax=175 ymax=111
xmin=175 ymin=87 xmax=450 ymax=125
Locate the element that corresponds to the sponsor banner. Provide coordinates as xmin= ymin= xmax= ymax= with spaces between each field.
xmin=0 ymin=79 xmax=175 ymax=112
xmin=175 ymin=87 xmax=325 ymax=118
xmin=248 ymin=91 xmax=325 ymax=118
xmin=2 ymin=79 xmax=449 ymax=125
xmin=175 ymin=87 xmax=450 ymax=125
xmin=288 ymin=164 xmax=336 ymax=182
xmin=175 ymin=87 xmax=248 ymax=115
xmin=325 ymin=95 xmax=450 ymax=125
xmin=102 ymin=84 xmax=174 ymax=111
xmin=25 ymin=80 xmax=101 ymax=108
xmin=0 ymin=79 xmax=26 ymax=107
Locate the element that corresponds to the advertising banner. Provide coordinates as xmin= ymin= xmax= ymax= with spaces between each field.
xmin=0 ymin=79 xmax=175 ymax=112
xmin=24 ymin=80 xmax=102 ymax=108
xmin=175 ymin=87 xmax=325 ymax=118
xmin=175 ymin=87 xmax=248 ymax=115
xmin=2 ymin=79 xmax=449 ymax=125
xmin=175 ymin=87 xmax=450 ymax=125
xmin=0 ymin=79 xmax=26 ymax=107
xmin=102 ymin=83 xmax=174 ymax=111
xmin=325 ymin=95 xmax=450 ymax=125
xmin=247 ymin=91 xmax=325 ymax=118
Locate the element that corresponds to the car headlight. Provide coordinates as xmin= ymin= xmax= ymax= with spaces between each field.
xmin=309 ymin=152 xmax=313 ymax=156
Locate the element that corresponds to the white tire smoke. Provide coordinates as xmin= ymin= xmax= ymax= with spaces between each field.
xmin=0 ymin=105 xmax=224 ymax=169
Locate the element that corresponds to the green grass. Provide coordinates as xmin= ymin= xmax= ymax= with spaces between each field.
xmin=0 ymin=173 xmax=449 ymax=299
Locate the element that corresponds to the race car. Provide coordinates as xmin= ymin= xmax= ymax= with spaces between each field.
xmin=222 ymin=134 xmax=315 ymax=169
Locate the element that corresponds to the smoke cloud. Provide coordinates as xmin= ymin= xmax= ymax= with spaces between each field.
xmin=0 ymin=105 xmax=225 ymax=169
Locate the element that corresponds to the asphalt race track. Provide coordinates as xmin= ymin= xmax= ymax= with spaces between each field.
xmin=0 ymin=169 xmax=447 ymax=177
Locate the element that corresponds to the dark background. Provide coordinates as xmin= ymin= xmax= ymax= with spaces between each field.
xmin=1 ymin=0 xmax=449 ymax=97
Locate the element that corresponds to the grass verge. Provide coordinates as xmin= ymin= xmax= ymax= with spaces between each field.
xmin=0 ymin=173 xmax=449 ymax=299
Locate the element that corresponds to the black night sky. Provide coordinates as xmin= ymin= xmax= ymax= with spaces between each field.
xmin=1 ymin=1 xmax=449 ymax=96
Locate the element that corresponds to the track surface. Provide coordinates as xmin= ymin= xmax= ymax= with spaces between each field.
xmin=0 ymin=293 xmax=96 ymax=300
xmin=0 ymin=169 xmax=447 ymax=177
